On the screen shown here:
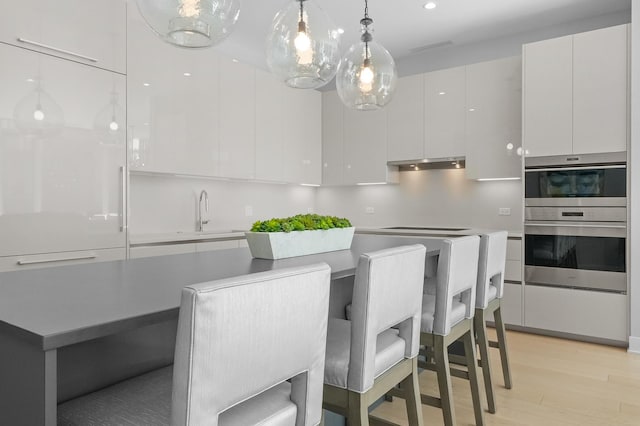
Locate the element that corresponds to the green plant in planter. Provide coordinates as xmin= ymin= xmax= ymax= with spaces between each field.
xmin=250 ymin=214 xmax=352 ymax=233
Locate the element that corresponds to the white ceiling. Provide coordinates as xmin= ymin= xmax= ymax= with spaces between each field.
xmin=212 ymin=0 xmax=630 ymax=68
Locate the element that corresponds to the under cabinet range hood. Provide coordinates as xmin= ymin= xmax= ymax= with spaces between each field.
xmin=388 ymin=156 xmax=465 ymax=171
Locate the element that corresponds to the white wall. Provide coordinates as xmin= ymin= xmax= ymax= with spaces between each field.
xmin=315 ymin=169 xmax=523 ymax=233
xmin=629 ymin=1 xmax=640 ymax=354
xmin=129 ymin=174 xmax=315 ymax=234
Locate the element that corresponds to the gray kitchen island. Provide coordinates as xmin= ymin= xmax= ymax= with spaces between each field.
xmin=0 ymin=234 xmax=442 ymax=426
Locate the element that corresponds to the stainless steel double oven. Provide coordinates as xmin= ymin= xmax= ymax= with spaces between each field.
xmin=524 ymin=152 xmax=627 ymax=294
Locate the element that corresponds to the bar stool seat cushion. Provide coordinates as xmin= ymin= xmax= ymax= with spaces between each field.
xmin=421 ymin=294 xmax=466 ymax=334
xmin=487 ymin=284 xmax=498 ymax=303
xmin=324 ymin=318 xmax=405 ymax=389
xmin=58 ymin=366 xmax=297 ymax=426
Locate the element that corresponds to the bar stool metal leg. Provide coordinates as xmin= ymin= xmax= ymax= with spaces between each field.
xmin=493 ymin=304 xmax=513 ymax=389
xmin=475 ymin=308 xmax=497 ymax=413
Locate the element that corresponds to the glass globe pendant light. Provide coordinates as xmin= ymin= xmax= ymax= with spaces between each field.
xmin=336 ymin=0 xmax=397 ymax=110
xmin=136 ymin=0 xmax=241 ymax=48
xmin=266 ymin=0 xmax=341 ymax=89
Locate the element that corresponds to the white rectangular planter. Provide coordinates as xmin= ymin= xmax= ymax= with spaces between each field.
xmin=245 ymin=227 xmax=355 ymax=260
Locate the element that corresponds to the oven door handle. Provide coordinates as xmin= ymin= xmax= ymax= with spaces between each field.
xmin=525 ymin=223 xmax=626 ymax=229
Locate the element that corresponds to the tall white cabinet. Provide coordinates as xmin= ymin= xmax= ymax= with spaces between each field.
xmin=0 ymin=42 xmax=126 ymax=270
xmin=523 ymin=24 xmax=629 ymax=157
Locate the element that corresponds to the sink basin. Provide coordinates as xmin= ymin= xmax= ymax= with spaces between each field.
xmin=383 ymin=226 xmax=470 ymax=232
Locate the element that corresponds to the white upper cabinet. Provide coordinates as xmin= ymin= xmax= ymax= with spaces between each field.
xmin=387 ymin=74 xmax=425 ymax=162
xmin=219 ymin=57 xmax=256 ymax=180
xmin=424 ymin=66 xmax=466 ymax=159
xmin=343 ymin=107 xmax=394 ymax=185
xmin=255 ymin=69 xmax=284 ymax=182
xmin=127 ymin=12 xmax=220 ymax=177
xmin=523 ymin=35 xmax=573 ymax=157
xmin=573 ymin=24 xmax=628 ymax=154
xmin=0 ymin=0 xmax=126 ymax=74
xmin=322 ymin=90 xmax=398 ymax=186
xmin=523 ymin=24 xmax=629 ymax=157
xmin=282 ymin=88 xmax=322 ymax=185
xmin=255 ymin=70 xmax=321 ymax=184
xmin=465 ymin=56 xmax=522 ymax=180
xmin=0 ymin=43 xmax=126 ymax=257
xmin=321 ymin=91 xmax=344 ymax=185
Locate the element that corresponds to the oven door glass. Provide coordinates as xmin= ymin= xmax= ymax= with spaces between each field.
xmin=525 ymin=234 xmax=625 ymax=272
xmin=525 ymin=167 xmax=626 ymax=198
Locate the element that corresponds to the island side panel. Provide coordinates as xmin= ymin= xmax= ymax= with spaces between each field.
xmin=0 ymin=329 xmax=56 ymax=426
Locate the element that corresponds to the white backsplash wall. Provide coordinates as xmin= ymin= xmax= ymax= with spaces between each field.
xmin=315 ymin=169 xmax=523 ymax=232
xmin=129 ymin=174 xmax=316 ymax=234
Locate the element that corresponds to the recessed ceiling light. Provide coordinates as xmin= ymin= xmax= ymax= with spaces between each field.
xmin=143 ymin=82 xmax=150 ymax=87
xmin=468 ymin=108 xmax=476 ymax=112
xmin=232 ymin=58 xmax=239 ymax=63
xmin=337 ymin=28 xmax=345 ymax=34
xmin=26 ymin=78 xmax=35 ymax=83
xmin=424 ymin=1 xmax=437 ymax=10
xmin=439 ymin=91 xmax=446 ymax=95
xmin=183 ymin=72 xmax=192 ymax=77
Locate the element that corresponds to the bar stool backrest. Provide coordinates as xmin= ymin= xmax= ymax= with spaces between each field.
xmin=348 ymin=244 xmax=426 ymax=393
xmin=171 ymin=263 xmax=331 ymax=426
xmin=433 ymin=235 xmax=480 ymax=335
xmin=476 ymin=231 xmax=508 ymax=309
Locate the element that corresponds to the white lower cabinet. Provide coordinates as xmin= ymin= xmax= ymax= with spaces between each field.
xmin=129 ymin=239 xmax=246 ymax=259
xmin=524 ymin=285 xmax=628 ymax=342
xmin=0 ymin=248 xmax=125 ymax=272
xmin=488 ymin=283 xmax=523 ymax=326
xmin=196 ymin=240 xmax=241 ymax=252
xmin=129 ymin=244 xmax=196 ymax=259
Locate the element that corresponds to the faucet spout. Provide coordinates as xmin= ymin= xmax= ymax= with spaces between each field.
xmin=198 ymin=190 xmax=209 ymax=232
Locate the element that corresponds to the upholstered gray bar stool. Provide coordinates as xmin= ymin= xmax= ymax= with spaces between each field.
xmin=416 ymin=235 xmax=484 ymax=426
xmin=472 ymin=231 xmax=512 ymax=414
xmin=58 ymin=263 xmax=332 ymax=426
xmin=323 ymin=245 xmax=426 ymax=426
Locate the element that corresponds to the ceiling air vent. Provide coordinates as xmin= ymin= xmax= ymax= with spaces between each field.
xmin=409 ymin=40 xmax=454 ymax=54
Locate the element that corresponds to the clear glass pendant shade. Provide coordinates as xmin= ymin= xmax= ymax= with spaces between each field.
xmin=13 ymin=84 xmax=64 ymax=134
xmin=136 ymin=0 xmax=241 ymax=48
xmin=336 ymin=21 xmax=397 ymax=110
xmin=266 ymin=0 xmax=341 ymax=89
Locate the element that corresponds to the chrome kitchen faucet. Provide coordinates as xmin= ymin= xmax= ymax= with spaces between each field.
xmin=198 ymin=189 xmax=209 ymax=232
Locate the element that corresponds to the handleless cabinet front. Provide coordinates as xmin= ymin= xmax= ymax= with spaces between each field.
xmin=0 ymin=0 xmax=126 ymax=74
xmin=127 ymin=6 xmax=221 ymax=177
xmin=0 ymin=43 xmax=126 ymax=257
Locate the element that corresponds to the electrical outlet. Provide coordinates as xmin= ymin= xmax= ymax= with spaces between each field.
xmin=498 ymin=207 xmax=511 ymax=216
xmin=365 ymin=206 xmax=375 ymax=214
xmin=244 ymin=205 xmax=253 ymax=217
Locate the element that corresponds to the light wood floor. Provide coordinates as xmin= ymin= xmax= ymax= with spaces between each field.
xmin=370 ymin=330 xmax=640 ymax=425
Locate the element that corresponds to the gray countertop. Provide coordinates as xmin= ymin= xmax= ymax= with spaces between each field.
xmin=129 ymin=226 xmax=523 ymax=247
xmin=0 ymin=234 xmax=442 ymax=351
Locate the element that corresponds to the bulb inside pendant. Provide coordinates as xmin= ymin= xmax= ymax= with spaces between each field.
xmin=295 ymin=20 xmax=313 ymax=65
xmin=178 ymin=0 xmax=200 ymax=18
xmin=358 ymin=58 xmax=374 ymax=92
